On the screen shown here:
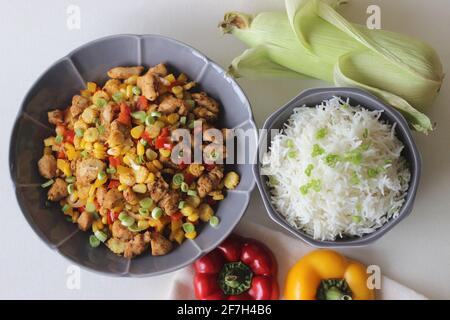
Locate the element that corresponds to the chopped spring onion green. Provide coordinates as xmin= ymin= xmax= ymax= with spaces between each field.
xmin=145 ymin=114 xmax=155 ymax=126
xmin=132 ymin=86 xmax=141 ymax=96
xmin=311 ymin=144 xmax=324 ymax=157
xmin=325 ymin=154 xmax=339 ymax=168
xmin=287 ymin=150 xmax=298 ymax=158
xmin=151 ymin=207 xmax=163 ymax=220
xmin=268 ymin=176 xmax=278 ymax=186
xmin=286 ymin=139 xmax=294 ymax=148
xmin=178 ymin=201 xmax=186 ymax=209
xmin=363 ymin=128 xmax=369 ymax=139
xmin=138 ymin=207 xmax=149 ymax=217
xmin=89 ymin=235 xmax=101 ymax=247
xmin=80 ymin=150 xmax=88 ymax=158
xmin=97 ymin=125 xmax=105 ymax=135
xmin=137 ymin=155 xmax=144 ymax=165
xmin=352 ymin=215 xmax=362 ymax=224
xmin=344 ymin=150 xmax=362 ymax=165
xmin=172 ymin=173 xmax=184 ymax=186
xmin=182 ymin=222 xmax=195 ymax=233
xmin=316 ymin=128 xmax=328 ymax=139
xmin=350 ymin=171 xmax=360 ymax=185
xmin=131 ymin=111 xmax=146 ymax=122
xmin=41 ymin=179 xmax=54 ymax=188
xmin=94 ymin=230 xmax=107 ymax=243
xmin=112 ymin=92 xmax=124 ymax=102
xmin=67 ymin=183 xmax=75 ymax=194
xmin=300 ymin=184 xmax=309 ymax=195
xmin=65 ymin=176 xmax=76 ymax=183
xmin=305 ymin=164 xmax=314 ymax=177
xmin=61 ymin=204 xmax=70 ymax=213
xmin=55 ymin=135 xmax=63 ymax=144
xmin=106 ymin=167 xmax=116 ymax=174
xmin=86 ymin=202 xmax=96 ymax=213
xmin=75 ymin=128 xmax=84 ymax=138
xmin=95 ymin=98 xmax=107 ymax=107
xmin=187 ymin=190 xmax=197 ymax=197
xmin=180 ymin=116 xmax=187 ymax=125
xmin=97 ymin=171 xmax=107 ymax=180
xmin=209 ymin=216 xmax=220 ymax=228
xmin=91 ymin=211 xmax=100 ymax=220
xmin=118 ymin=212 xmax=128 ymax=221
xmin=121 ymin=216 xmax=135 ymax=227
xmin=151 ymin=111 xmax=162 ymax=118
xmin=188 ymin=121 xmax=195 ymax=129
xmin=310 ymin=179 xmax=322 ymax=192
xmin=139 ymin=138 xmax=148 ymax=146
xmin=180 ymin=182 xmax=189 ymax=192
xmin=359 ymin=142 xmax=371 ymax=152
xmin=139 ymin=197 xmax=153 ymax=209
xmin=367 ymin=168 xmax=380 ymax=178
xmin=66 ymin=216 xmax=73 ymax=222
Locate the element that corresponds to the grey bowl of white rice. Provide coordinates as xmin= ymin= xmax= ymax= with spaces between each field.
xmin=254 ymin=87 xmax=421 ymax=247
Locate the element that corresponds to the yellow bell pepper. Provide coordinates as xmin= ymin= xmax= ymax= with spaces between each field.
xmin=284 ymin=249 xmax=375 ymax=300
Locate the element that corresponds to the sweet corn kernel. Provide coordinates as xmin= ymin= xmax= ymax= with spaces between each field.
xmin=44 ymin=137 xmax=56 ymax=147
xmin=88 ymin=185 xmax=97 ymax=197
xmin=126 ymin=85 xmax=133 ymax=98
xmin=145 ymin=149 xmax=158 ymax=161
xmin=64 ymin=143 xmax=77 ymax=161
xmin=131 ymin=125 xmax=144 ymax=139
xmin=145 ymin=172 xmax=156 ymax=183
xmin=153 ymin=120 xmax=166 ymax=129
xmin=212 ymin=194 xmax=224 ymax=201
xmin=56 ymin=159 xmax=71 ymax=177
xmin=167 ymin=113 xmax=180 ymax=125
xmin=165 ymin=74 xmax=176 ymax=83
xmin=84 ymin=128 xmax=99 ymax=142
xmin=132 ymin=183 xmax=147 ymax=194
xmin=181 ymin=205 xmax=195 ymax=217
xmin=152 ymin=160 xmax=163 ymax=170
xmin=81 ymin=108 xmax=98 ymax=124
xmin=87 ymin=82 xmax=97 ymax=93
xmin=177 ymin=73 xmax=188 ymax=83
xmin=118 ymin=184 xmax=127 ymax=192
xmin=94 ymin=220 xmax=104 ymax=230
xmin=174 ymin=229 xmax=185 ymax=244
xmin=185 ymin=231 xmax=197 ymax=240
xmin=187 ymin=213 xmax=199 ymax=222
xmin=159 ymin=148 xmax=171 ymax=158
xmin=134 ymin=166 xmax=149 ymax=184
xmin=137 ymin=143 xmax=145 ymax=156
xmin=119 ymin=172 xmax=136 ymax=186
xmin=101 ymin=216 xmax=107 ymax=224
xmin=145 ymin=163 xmax=158 ymax=173
xmin=92 ymin=90 xmax=110 ymax=103
xmin=146 ymin=125 xmax=161 ymax=138
xmin=171 ymin=85 xmax=183 ymax=95
xmin=188 ymin=164 xmax=204 ymax=177
xmin=199 ymin=203 xmax=214 ymax=222
xmin=80 ymin=89 xmax=91 ymax=98
xmin=107 ymin=146 xmax=121 ymax=157
xmin=224 ymin=171 xmax=240 ymax=190
xmin=183 ymin=81 xmax=196 ymax=90
xmin=186 ymin=196 xmax=201 ymax=208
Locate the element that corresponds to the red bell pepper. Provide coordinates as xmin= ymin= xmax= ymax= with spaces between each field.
xmin=64 ymin=129 xmax=75 ymax=144
xmin=107 ymin=210 xmax=119 ymax=225
xmin=136 ymin=96 xmax=149 ymax=111
xmin=107 ymin=179 xmax=120 ymax=190
xmin=170 ymin=212 xmax=183 ymax=221
xmin=117 ymin=103 xmax=131 ymax=126
xmin=193 ymin=234 xmax=279 ymax=300
xmin=184 ymin=172 xmax=196 ymax=185
xmin=108 ymin=156 xmax=121 ymax=168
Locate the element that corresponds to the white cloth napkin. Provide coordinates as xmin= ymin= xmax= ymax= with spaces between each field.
xmin=168 ymin=222 xmax=427 ymax=300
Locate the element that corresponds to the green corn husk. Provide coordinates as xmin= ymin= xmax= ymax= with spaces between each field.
xmin=220 ymin=0 xmax=444 ymax=133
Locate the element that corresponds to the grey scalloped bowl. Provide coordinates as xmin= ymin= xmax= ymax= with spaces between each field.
xmin=9 ymin=34 xmax=257 ymax=276
xmin=253 ymin=87 xmax=421 ymax=247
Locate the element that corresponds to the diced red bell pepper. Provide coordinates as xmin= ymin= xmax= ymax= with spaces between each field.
xmin=141 ymin=131 xmax=153 ymax=145
xmin=108 ymin=156 xmax=120 ymax=167
xmin=107 ymin=180 xmax=120 ymax=190
xmin=155 ymin=136 xmax=172 ymax=150
xmin=160 ymin=127 xmax=170 ymax=137
xmin=184 ymin=172 xmax=196 ymax=185
xmin=78 ymin=206 xmax=85 ymax=213
xmin=107 ymin=210 xmax=119 ymax=225
xmin=136 ymin=96 xmax=149 ymax=111
xmin=204 ymin=163 xmax=216 ymax=171
xmin=117 ymin=103 xmax=131 ymax=126
xmin=170 ymin=212 xmax=184 ymax=221
xmin=57 ymin=150 xmax=66 ymax=159
xmin=178 ymin=161 xmax=188 ymax=170
xmin=64 ymin=130 xmax=75 ymax=144
xmin=206 ymin=198 xmax=217 ymax=206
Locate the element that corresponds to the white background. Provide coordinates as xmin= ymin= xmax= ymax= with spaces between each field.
xmin=0 ymin=0 xmax=449 ymax=299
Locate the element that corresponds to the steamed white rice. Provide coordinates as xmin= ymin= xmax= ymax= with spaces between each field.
xmin=261 ymin=97 xmax=410 ymax=241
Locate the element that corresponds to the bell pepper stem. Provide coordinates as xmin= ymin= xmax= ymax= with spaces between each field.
xmin=325 ymin=287 xmax=352 ymax=300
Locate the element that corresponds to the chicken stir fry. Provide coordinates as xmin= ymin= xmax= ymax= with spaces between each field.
xmin=38 ymin=64 xmax=240 ymax=258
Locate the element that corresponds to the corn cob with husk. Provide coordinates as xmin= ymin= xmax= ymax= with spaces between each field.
xmin=220 ymin=0 xmax=444 ymax=133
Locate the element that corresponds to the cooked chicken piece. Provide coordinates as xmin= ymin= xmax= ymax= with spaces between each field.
xmin=100 ymin=103 xmax=115 ymax=127
xmin=38 ymin=154 xmax=57 ymax=179
xmin=192 ymin=92 xmax=219 ymax=121
xmin=47 ymin=110 xmax=64 ymax=125
xmin=149 ymin=63 xmax=168 ymax=77
xmin=77 ymin=211 xmax=93 ymax=231
xmin=150 ymin=232 xmax=173 ymax=256
xmin=76 ymin=158 xmax=106 ymax=185
xmin=111 ymin=220 xmax=133 ymax=241
xmin=197 ymin=167 xmax=224 ymax=198
xmin=103 ymin=189 xmax=123 ymax=209
xmin=123 ymin=187 xmax=139 ymax=205
xmin=148 ymin=177 xmax=169 ymax=203
xmin=159 ymin=190 xmax=180 ymax=216
xmin=137 ymin=71 xmax=158 ymax=101
xmin=158 ymin=94 xmax=187 ymax=114
xmin=69 ymin=95 xmax=90 ymax=117
xmin=124 ymin=231 xmax=151 ymax=258
xmin=107 ymin=66 xmax=144 ymax=80
xmin=96 ymin=186 xmax=107 ymax=207
xmin=48 ymin=178 xmax=68 ymax=201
